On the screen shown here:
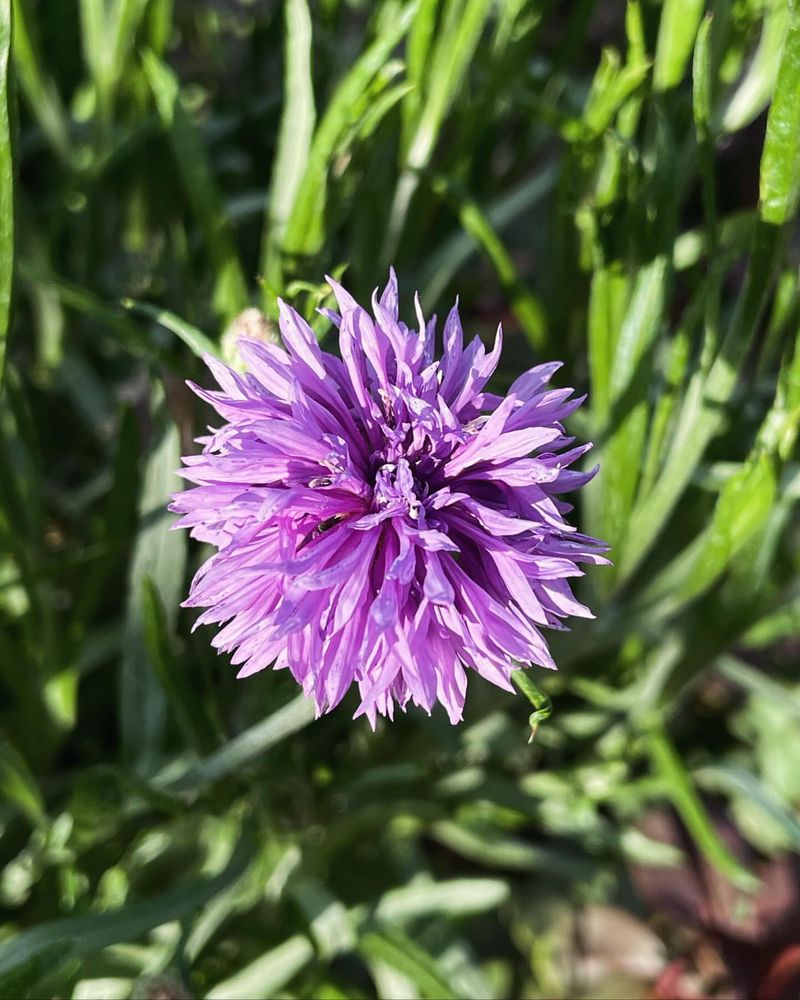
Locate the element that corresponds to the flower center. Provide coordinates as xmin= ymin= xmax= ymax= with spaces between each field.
xmin=373 ymin=458 xmax=422 ymax=518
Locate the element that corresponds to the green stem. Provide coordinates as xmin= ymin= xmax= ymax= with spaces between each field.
xmin=510 ymin=670 xmax=553 ymax=743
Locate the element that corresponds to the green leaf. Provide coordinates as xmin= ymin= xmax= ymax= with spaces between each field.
xmin=184 ymin=842 xmax=302 ymax=962
xmin=589 ymin=256 xmax=669 ymax=556
xmin=400 ymin=0 xmax=439 ymax=155
xmin=387 ymin=0 xmax=493 ymax=255
xmin=283 ymin=1 xmax=418 ymax=257
xmin=653 ymin=0 xmax=706 ymax=92
xmin=17 ymin=262 xmax=157 ymax=357
xmin=0 ymin=0 xmax=11 ymax=384
xmin=141 ymin=577 xmax=217 ymax=755
xmin=643 ymin=724 xmax=758 ymax=892
xmin=723 ymin=0 xmax=791 ymax=133
xmin=673 ymin=211 xmax=754 ymax=271
xmin=121 ymin=298 xmax=220 ymax=358
xmin=609 ymin=258 xmax=670 ymax=414
xmin=403 ymin=0 xmax=491 ymax=173
xmin=420 ymin=164 xmax=558 ymax=310
xmin=583 ymin=48 xmax=650 ymax=138
xmin=260 ymin=0 xmax=315 ymax=296
xmin=717 ymin=655 xmax=800 ymax=723
xmin=349 ymin=79 xmax=415 ymax=147
xmin=80 ymin=0 xmax=149 ymax=121
xmin=360 ymin=931 xmax=458 ymax=1000
xmin=0 ymin=741 xmax=47 ymax=830
xmin=621 ymin=218 xmax=785 ymax=580
xmin=374 ymin=878 xmax=509 ymax=924
xmin=759 ymin=6 xmax=800 ymax=225
xmin=120 ymin=400 xmax=186 ymax=775
xmin=70 ymin=406 xmax=139 ymax=640
xmin=142 ymin=51 xmax=248 ymax=322
xmin=368 ymin=960 xmax=421 ymax=1000
xmin=146 ymin=0 xmax=172 ymax=55
xmin=632 ymin=276 xmax=799 ymax=595
xmin=428 ymin=821 xmax=591 ymax=879
xmin=429 ymin=174 xmax=546 ymax=349
xmin=0 ymin=848 xmax=248 ymax=977
xmin=696 ymin=763 xmax=800 ymax=852
xmin=638 ymin=321 xmax=691 ymax=497
xmin=11 ymin=0 xmax=72 ymax=162
xmin=586 ymin=263 xmax=628 ymax=426
xmin=757 ymin=291 xmax=800 ymax=458
xmin=741 ymin=593 xmax=800 ymax=648
xmin=206 ymin=935 xmax=315 ymax=1000
xmin=291 ymin=878 xmax=357 ymax=958
xmin=638 ymin=453 xmax=777 ymax=618
xmin=163 ymin=693 xmax=315 ymax=793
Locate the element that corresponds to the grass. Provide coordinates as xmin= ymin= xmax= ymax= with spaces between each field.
xmin=1 ymin=1 xmax=800 ymax=997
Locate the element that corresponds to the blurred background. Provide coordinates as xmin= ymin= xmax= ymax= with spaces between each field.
xmin=1 ymin=0 xmax=800 ymax=997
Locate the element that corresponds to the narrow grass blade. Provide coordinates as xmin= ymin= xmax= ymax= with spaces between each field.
xmin=406 ymin=0 xmax=491 ymax=171
xmin=80 ymin=0 xmax=148 ymax=122
xmin=143 ymin=52 xmax=248 ymax=322
xmin=18 ymin=262 xmax=156 ymax=356
xmin=653 ymin=0 xmax=705 ymax=92
xmin=0 ymin=741 xmax=47 ymax=830
xmin=122 ymin=297 xmax=220 ymax=358
xmin=758 ymin=6 xmax=800 ymax=226
xmin=0 ymin=0 xmax=11 ymax=384
xmin=71 ymin=405 xmax=138 ymax=634
xmin=141 ymin=576 xmax=217 ymax=755
xmin=374 ymin=878 xmax=509 ymax=924
xmin=360 ymin=931 xmax=458 ymax=1000
xmin=657 ymin=306 xmax=800 ymax=609
xmin=0 ymin=848 xmax=248 ymax=977
xmin=109 ymin=0 xmax=149 ymax=87
xmin=586 ymin=264 xmax=628 ymax=426
xmin=206 ymin=935 xmax=315 ymax=1000
xmin=387 ymin=0 xmax=492 ymax=256
xmin=420 ymin=164 xmax=558 ymax=310
xmin=673 ymin=211 xmax=754 ymax=271
xmin=260 ymin=0 xmax=315 ymax=297
xmin=146 ymin=0 xmax=172 ymax=56
xmin=621 ymin=219 xmax=786 ymax=581
xmin=11 ymin=0 xmax=71 ymax=162
xmin=291 ymin=878 xmax=357 ymax=958
xmin=717 ymin=655 xmax=800 ymax=723
xmin=184 ymin=842 xmax=302 ymax=962
xmin=693 ymin=16 xmax=718 ymax=250
xmin=582 ymin=48 xmax=650 ymax=138
xmin=428 ymin=820 xmax=591 ymax=879
xmin=742 ymin=594 xmax=800 ymax=648
xmin=644 ymin=723 xmax=759 ymax=892
xmin=163 ymin=693 xmax=315 ymax=793
xmin=78 ymin=0 xmax=107 ymax=101
xmin=591 ymin=256 xmax=669 ymax=556
xmin=429 ymin=175 xmax=546 ymax=349
xmin=638 ymin=322 xmax=691 ymax=498
xmin=696 ymin=764 xmax=800 ymax=852
xmin=723 ymin=1 xmax=791 ymax=133
xmin=636 ymin=454 xmax=777 ymax=619
xmin=283 ymin=1 xmax=418 ymax=257
xmin=400 ymin=0 xmax=439 ymax=155
xmin=120 ymin=402 xmax=186 ymax=774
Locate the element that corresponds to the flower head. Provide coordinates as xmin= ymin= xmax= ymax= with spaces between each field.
xmin=172 ymin=271 xmax=607 ymax=726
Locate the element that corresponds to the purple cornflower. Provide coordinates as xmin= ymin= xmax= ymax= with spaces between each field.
xmin=171 ymin=271 xmax=607 ymax=726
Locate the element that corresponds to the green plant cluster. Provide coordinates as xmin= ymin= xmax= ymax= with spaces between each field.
xmin=1 ymin=1 xmax=799 ymax=997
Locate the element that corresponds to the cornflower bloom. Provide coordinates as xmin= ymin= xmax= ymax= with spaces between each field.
xmin=172 ymin=272 xmax=607 ymax=726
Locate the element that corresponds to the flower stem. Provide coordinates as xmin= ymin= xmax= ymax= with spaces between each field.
xmin=510 ymin=669 xmax=553 ymax=743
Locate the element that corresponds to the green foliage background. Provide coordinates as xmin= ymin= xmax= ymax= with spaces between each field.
xmin=1 ymin=0 xmax=800 ymax=996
